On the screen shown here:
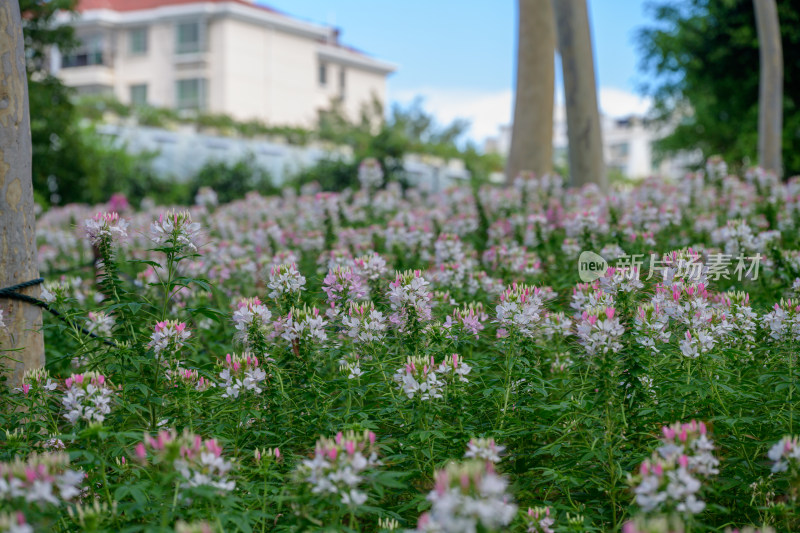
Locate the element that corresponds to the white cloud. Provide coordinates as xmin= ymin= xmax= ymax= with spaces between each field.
xmin=390 ymin=87 xmax=513 ymax=145
xmin=389 ymin=86 xmax=652 ymax=145
xmin=598 ymin=87 xmax=652 ymax=118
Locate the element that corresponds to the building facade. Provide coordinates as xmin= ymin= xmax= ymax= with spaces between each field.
xmin=54 ymin=0 xmax=396 ymax=127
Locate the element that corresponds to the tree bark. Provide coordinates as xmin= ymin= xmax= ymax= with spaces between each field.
xmin=0 ymin=0 xmax=45 ymax=386
xmin=552 ymin=0 xmax=606 ymax=189
xmin=753 ymin=0 xmax=783 ymax=175
xmin=506 ymin=0 xmax=556 ymax=181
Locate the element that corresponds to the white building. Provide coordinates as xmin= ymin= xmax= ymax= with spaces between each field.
xmin=485 ymin=106 xmax=694 ymax=180
xmin=53 ymin=0 xmax=397 ymax=127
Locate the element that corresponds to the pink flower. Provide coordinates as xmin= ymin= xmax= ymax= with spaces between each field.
xmin=135 ymin=442 xmax=147 ymax=460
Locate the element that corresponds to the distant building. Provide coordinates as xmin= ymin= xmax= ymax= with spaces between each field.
xmin=485 ymin=106 xmax=696 ymax=180
xmin=601 ymin=115 xmax=659 ymax=179
xmin=53 ymin=0 xmax=397 ymax=126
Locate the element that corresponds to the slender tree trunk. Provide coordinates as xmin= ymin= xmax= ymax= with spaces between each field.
xmin=552 ymin=0 xmax=606 ymax=189
xmin=506 ymin=0 xmax=556 ymax=181
xmin=753 ymin=0 xmax=783 ymax=175
xmin=0 ymin=0 xmax=45 ymax=386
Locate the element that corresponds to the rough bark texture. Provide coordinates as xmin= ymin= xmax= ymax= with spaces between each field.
xmin=0 ymin=0 xmax=45 ymax=386
xmin=753 ymin=0 xmax=783 ymax=175
xmin=552 ymin=0 xmax=606 ymax=189
xmin=506 ymin=0 xmax=556 ymax=181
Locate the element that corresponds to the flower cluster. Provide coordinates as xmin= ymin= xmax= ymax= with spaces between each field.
xmin=622 ymin=515 xmax=687 ymax=533
xmin=86 ymin=310 xmax=114 ymax=337
xmin=443 ymin=303 xmax=487 ymax=339
xmin=266 ymin=263 xmax=306 ymax=300
xmin=495 ymin=283 xmax=544 ymax=338
xmin=295 ymin=430 xmax=380 ymax=507
xmin=464 ymin=437 xmax=505 ymax=464
xmin=0 ymin=452 xmax=83 ymax=505
xmin=414 ymin=460 xmax=517 ymax=533
xmin=0 ymin=512 xmax=32 ymax=533
xmin=148 ymin=320 xmax=191 ymax=359
xmin=541 ymin=311 xmax=572 ymax=340
xmin=274 ymin=305 xmax=327 ymax=344
xmin=524 ymin=506 xmax=555 ymax=533
xmin=322 ymin=266 xmax=366 ymax=318
xmin=767 ymin=435 xmax=800 ymax=474
xmin=338 ymin=353 xmax=364 ymax=379
xmin=84 ymin=211 xmax=128 ymax=247
xmin=232 ymin=297 xmax=272 ymax=349
xmin=194 ymin=186 xmax=218 ymax=208
xmin=150 ymin=210 xmax=202 ymax=253
xmin=634 ymin=303 xmax=670 ymax=351
xmin=16 ymin=367 xmax=57 ymax=396
xmin=358 ymin=157 xmax=384 ymax=189
xmin=437 ymin=353 xmax=472 ymax=384
xmin=630 ymin=420 xmax=718 ymax=515
xmin=352 ymin=252 xmax=388 ymax=281
xmin=341 ymin=301 xmax=387 ymax=344
xmin=576 ymin=306 xmax=624 ymax=356
xmin=387 ymin=270 xmax=433 ymax=331
xmin=166 ymin=365 xmax=213 ymax=391
xmin=762 ymin=298 xmax=800 ymax=342
xmin=135 ymin=429 xmax=235 ymax=492
xmin=62 ymin=371 xmax=114 ymax=425
xmin=253 ymin=447 xmax=281 ymax=465
xmin=217 ymin=352 xmax=268 ymax=398
xmin=394 ymin=354 xmax=462 ymax=401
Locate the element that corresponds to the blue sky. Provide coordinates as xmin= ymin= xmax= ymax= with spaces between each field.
xmin=260 ymin=0 xmax=658 ymax=143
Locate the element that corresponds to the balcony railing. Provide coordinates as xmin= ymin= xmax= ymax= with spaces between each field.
xmin=61 ymin=52 xmax=108 ymax=69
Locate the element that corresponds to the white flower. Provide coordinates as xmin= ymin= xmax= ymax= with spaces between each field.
xmin=218 ymin=353 xmax=268 ymax=399
xmin=267 ymin=263 xmax=306 ymax=299
xmin=150 ymin=210 xmax=201 ymax=252
xmin=295 ymin=430 xmax=380 ymax=509
xmin=415 ymin=461 xmax=516 ymax=533
xmin=61 ymin=372 xmax=113 ymax=426
xmin=464 ymin=438 xmax=505 ymax=464
xmin=84 ymin=212 xmax=128 ymax=246
xmin=147 ymin=320 xmax=191 ymax=359
xmin=232 ymin=297 xmax=272 ymax=348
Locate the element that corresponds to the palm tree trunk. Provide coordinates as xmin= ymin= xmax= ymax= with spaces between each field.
xmin=0 ymin=0 xmax=45 ymax=386
xmin=552 ymin=0 xmax=606 ymax=189
xmin=506 ymin=0 xmax=556 ymax=181
xmin=753 ymin=0 xmax=783 ymax=175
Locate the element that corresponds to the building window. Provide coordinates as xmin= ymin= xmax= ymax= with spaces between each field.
xmin=176 ymin=21 xmax=203 ymax=54
xmin=176 ymin=78 xmax=206 ymax=110
xmin=130 ymin=84 xmax=148 ymax=107
xmin=610 ymin=142 xmax=630 ymax=159
xmin=318 ymin=63 xmax=327 ymax=86
xmin=129 ymin=27 xmax=148 ymax=55
xmin=339 ymin=67 xmax=346 ymax=96
xmin=62 ymin=34 xmax=104 ymax=68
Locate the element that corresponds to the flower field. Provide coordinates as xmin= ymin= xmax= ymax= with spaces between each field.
xmin=3 ymin=159 xmax=800 ymax=532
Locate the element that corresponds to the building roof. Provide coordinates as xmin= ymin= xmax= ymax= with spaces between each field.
xmin=73 ymin=0 xmax=396 ymax=74
xmin=76 ymin=0 xmax=277 ymax=13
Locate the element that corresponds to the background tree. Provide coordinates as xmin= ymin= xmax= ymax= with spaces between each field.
xmin=552 ymin=0 xmax=607 ymax=189
xmin=506 ymin=0 xmax=556 ymax=180
xmin=313 ymin=97 xmax=499 ymax=191
xmin=639 ymin=0 xmax=800 ymax=176
xmin=19 ymin=0 xmax=84 ymax=205
xmin=1 ymin=0 xmax=45 ymax=385
xmin=753 ymin=0 xmax=783 ymax=174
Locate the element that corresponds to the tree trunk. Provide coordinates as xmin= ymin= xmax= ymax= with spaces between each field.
xmin=506 ymin=0 xmax=556 ymax=181
xmin=552 ymin=0 xmax=606 ymax=189
xmin=753 ymin=0 xmax=783 ymax=175
xmin=0 ymin=0 xmax=45 ymax=386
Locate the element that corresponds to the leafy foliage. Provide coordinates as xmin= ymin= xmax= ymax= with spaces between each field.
xmin=638 ymin=0 xmax=800 ymax=175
